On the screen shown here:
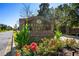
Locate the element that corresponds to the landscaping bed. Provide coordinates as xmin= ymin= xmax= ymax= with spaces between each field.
xmin=14 ymin=36 xmax=79 ymax=56
xmin=14 ymin=24 xmax=79 ymax=56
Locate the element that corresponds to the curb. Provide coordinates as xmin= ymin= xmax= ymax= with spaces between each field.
xmin=11 ymin=36 xmax=16 ymax=56
xmin=4 ymin=37 xmax=12 ymax=55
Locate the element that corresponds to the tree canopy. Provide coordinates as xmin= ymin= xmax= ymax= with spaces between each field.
xmin=0 ymin=24 xmax=12 ymax=31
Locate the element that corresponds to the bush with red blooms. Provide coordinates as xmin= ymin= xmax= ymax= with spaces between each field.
xmin=30 ymin=42 xmax=37 ymax=52
xmin=15 ymin=51 xmax=21 ymax=56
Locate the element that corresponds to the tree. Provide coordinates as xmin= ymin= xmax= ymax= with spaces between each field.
xmin=53 ymin=4 xmax=72 ymax=34
xmin=0 ymin=24 xmax=12 ymax=31
xmin=14 ymin=24 xmax=18 ymax=31
xmin=38 ymin=3 xmax=49 ymax=17
xmin=53 ymin=3 xmax=79 ymax=34
xmin=20 ymin=4 xmax=33 ymax=18
xmin=7 ymin=26 xmax=12 ymax=30
xmin=69 ymin=3 xmax=79 ymax=27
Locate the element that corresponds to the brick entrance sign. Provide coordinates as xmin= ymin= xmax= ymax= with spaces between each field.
xmin=19 ymin=16 xmax=54 ymax=37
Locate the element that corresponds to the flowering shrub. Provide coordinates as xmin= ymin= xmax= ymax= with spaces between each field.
xmin=20 ymin=42 xmax=38 ymax=56
xmin=21 ymin=45 xmax=31 ymax=56
xmin=30 ymin=42 xmax=37 ymax=52
xmin=36 ymin=39 xmax=55 ymax=55
xmin=16 ymin=37 xmax=78 ymax=56
xmin=36 ymin=39 xmax=50 ymax=55
xmin=15 ymin=50 xmax=21 ymax=56
xmin=20 ymin=38 xmax=65 ymax=56
xmin=64 ymin=39 xmax=77 ymax=48
xmin=76 ymin=41 xmax=79 ymax=48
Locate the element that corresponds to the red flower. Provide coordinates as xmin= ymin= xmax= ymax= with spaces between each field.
xmin=30 ymin=42 xmax=37 ymax=52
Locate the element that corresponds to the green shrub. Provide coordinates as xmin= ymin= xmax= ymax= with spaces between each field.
xmin=36 ymin=38 xmax=64 ymax=56
xmin=75 ymin=41 xmax=79 ymax=48
xmin=0 ymin=28 xmax=1 ymax=32
xmin=36 ymin=38 xmax=50 ymax=55
xmin=28 ymin=37 xmax=41 ymax=44
xmin=54 ymin=30 xmax=62 ymax=40
xmin=21 ymin=47 xmax=32 ymax=56
xmin=65 ymin=39 xmax=77 ymax=48
xmin=44 ymin=35 xmax=52 ymax=39
xmin=15 ymin=24 xmax=30 ymax=49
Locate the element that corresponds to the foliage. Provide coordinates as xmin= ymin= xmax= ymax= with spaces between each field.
xmin=0 ymin=28 xmax=1 ymax=32
xmin=44 ymin=35 xmax=52 ymax=39
xmin=15 ymin=23 xmax=30 ymax=49
xmin=64 ymin=39 xmax=77 ymax=48
xmin=37 ymin=38 xmax=52 ymax=55
xmin=75 ymin=41 xmax=79 ymax=48
xmin=53 ymin=3 xmax=79 ymax=34
xmin=38 ymin=3 xmax=49 ymax=17
xmin=14 ymin=24 xmax=18 ymax=31
xmin=13 ymin=31 xmax=18 ymax=43
xmin=21 ymin=45 xmax=32 ymax=56
xmin=20 ymin=4 xmax=33 ymax=18
xmin=28 ymin=37 xmax=41 ymax=44
xmin=54 ymin=30 xmax=62 ymax=40
xmin=20 ymin=42 xmax=38 ymax=56
xmin=0 ymin=28 xmax=7 ymax=32
xmin=49 ymin=39 xmax=64 ymax=51
xmin=16 ymin=36 xmax=78 ymax=56
xmin=0 ymin=24 xmax=12 ymax=31
xmin=16 ymin=50 xmax=21 ymax=56
xmin=36 ymin=38 xmax=64 ymax=56
xmin=15 ymin=3 xmax=79 ymax=56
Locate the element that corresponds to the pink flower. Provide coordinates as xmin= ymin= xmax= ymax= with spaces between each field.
xmin=30 ymin=42 xmax=37 ymax=52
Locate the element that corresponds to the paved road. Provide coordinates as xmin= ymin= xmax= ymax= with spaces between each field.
xmin=0 ymin=31 xmax=13 ymax=56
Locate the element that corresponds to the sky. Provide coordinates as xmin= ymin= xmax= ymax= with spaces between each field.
xmin=0 ymin=3 xmax=62 ymax=28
